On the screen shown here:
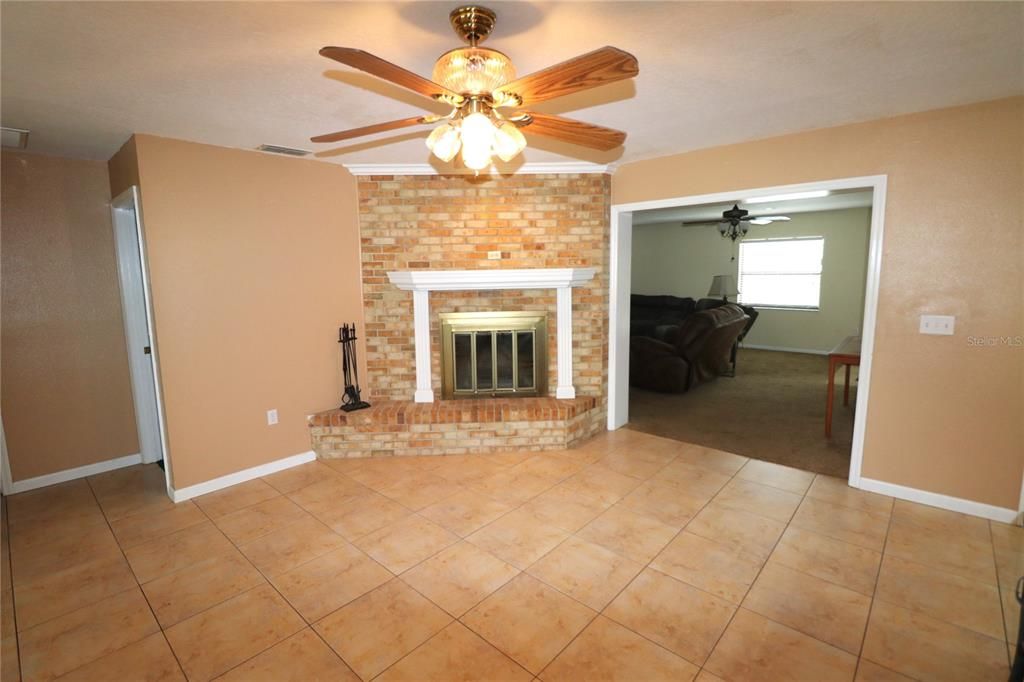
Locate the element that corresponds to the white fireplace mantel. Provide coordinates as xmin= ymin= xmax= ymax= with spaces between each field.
xmin=387 ymin=268 xmax=597 ymax=403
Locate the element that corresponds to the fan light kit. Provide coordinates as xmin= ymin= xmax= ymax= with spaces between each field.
xmin=682 ymin=204 xmax=791 ymax=242
xmin=311 ymin=5 xmax=639 ymax=171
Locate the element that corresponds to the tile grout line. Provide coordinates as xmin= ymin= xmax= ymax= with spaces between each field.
xmin=285 ymin=453 xmax=599 ymax=681
xmin=850 ymin=492 xmax=897 ymax=681
xmin=195 ymin=470 xmax=368 ymax=681
xmin=1 ymin=497 xmax=22 ymax=682
xmin=689 ymin=462 xmax=813 ymax=677
xmin=7 ymin=485 xmax=188 ymax=677
xmin=13 ymin=439 xmax=1009 ymax=681
xmin=517 ymin=447 xmax=847 ymax=677
xmin=190 ymin=446 xmax=782 ymax=675
xmin=451 ymin=443 xmax=655 ymax=678
xmin=529 ymin=446 xmax=755 ymax=677
xmin=87 ymin=466 xmax=351 ymax=681
xmin=364 ymin=445 xmax=650 ymax=679
xmin=3 ymin=449 xmax=726 ymax=678
xmin=75 ymin=472 xmax=191 ymax=681
xmin=0 ymin=447 xmax=846 ymax=680
xmin=989 ymin=519 xmax=1014 ymax=670
xmin=327 ymin=448 xmax=561 ymax=675
xmin=225 ymin=459 xmax=557 ymax=677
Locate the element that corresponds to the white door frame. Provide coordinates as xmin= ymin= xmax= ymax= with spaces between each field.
xmin=607 ymin=175 xmax=888 ymax=489
xmin=111 ymin=187 xmax=173 ymax=495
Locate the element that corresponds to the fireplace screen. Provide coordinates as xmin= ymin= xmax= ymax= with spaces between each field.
xmin=440 ymin=311 xmax=548 ymax=399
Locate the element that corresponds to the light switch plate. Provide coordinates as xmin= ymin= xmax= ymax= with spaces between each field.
xmin=487 ymin=250 xmax=502 ymax=260
xmin=267 ymin=409 xmax=279 ymax=425
xmin=919 ymin=314 xmax=955 ymax=335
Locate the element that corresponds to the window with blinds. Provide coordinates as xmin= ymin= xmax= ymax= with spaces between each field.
xmin=737 ymin=237 xmax=824 ymax=309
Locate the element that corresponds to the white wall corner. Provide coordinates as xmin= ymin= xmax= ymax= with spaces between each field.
xmin=169 ymin=450 xmax=316 ymax=503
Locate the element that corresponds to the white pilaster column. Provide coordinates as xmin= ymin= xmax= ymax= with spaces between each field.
xmin=412 ymin=289 xmax=434 ymax=403
xmin=555 ymin=286 xmax=576 ymax=399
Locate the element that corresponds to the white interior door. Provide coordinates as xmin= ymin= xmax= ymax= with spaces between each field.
xmin=111 ymin=187 xmax=164 ymax=466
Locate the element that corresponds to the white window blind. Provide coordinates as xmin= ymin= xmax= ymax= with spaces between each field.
xmin=738 ymin=237 xmax=824 ymax=309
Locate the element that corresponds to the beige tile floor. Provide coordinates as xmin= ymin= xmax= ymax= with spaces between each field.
xmin=0 ymin=429 xmax=1020 ymax=681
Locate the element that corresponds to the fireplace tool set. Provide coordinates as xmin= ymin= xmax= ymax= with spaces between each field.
xmin=338 ymin=323 xmax=370 ymax=412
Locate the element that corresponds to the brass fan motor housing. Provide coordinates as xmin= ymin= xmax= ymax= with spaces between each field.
xmin=450 ymin=5 xmax=497 ymax=45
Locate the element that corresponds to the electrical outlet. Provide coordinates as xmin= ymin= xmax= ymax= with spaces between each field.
xmin=919 ymin=314 xmax=955 ymax=336
xmin=487 ymin=250 xmax=502 ymax=260
xmin=266 ymin=409 xmax=278 ymax=425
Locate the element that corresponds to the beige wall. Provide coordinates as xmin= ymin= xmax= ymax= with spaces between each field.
xmin=113 ymin=135 xmax=366 ymax=489
xmin=633 ymin=208 xmax=871 ymax=353
xmin=614 ymin=97 xmax=1024 ymax=510
xmin=1 ymin=151 xmax=139 ymax=480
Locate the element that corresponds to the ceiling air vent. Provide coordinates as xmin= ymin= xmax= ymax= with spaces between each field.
xmin=256 ymin=144 xmax=311 ymax=157
xmin=1 ymin=127 xmax=29 ymax=149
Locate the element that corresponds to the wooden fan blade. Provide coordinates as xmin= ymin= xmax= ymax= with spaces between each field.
xmin=311 ymin=116 xmax=429 ymax=143
xmin=319 ymin=47 xmax=459 ymax=101
xmin=496 ymin=46 xmax=638 ymax=106
xmin=520 ymin=112 xmax=625 ymax=150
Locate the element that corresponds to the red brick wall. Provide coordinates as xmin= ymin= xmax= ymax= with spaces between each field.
xmin=357 ymin=173 xmax=610 ymax=415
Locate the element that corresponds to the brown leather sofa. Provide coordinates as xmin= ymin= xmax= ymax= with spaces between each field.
xmin=629 ymin=304 xmax=750 ymax=393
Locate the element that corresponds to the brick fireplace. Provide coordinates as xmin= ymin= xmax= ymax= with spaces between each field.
xmin=309 ymin=172 xmax=611 ymax=458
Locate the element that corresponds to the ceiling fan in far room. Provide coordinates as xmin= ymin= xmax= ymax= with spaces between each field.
xmin=310 ymin=5 xmax=639 ymax=171
xmin=682 ymin=204 xmax=791 ymax=242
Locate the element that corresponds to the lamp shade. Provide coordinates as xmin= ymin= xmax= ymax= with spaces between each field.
xmin=708 ymin=274 xmax=738 ymax=299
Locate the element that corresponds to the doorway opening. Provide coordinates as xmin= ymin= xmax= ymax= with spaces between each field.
xmin=110 ymin=186 xmax=172 ymax=495
xmin=608 ymin=176 xmax=888 ymax=488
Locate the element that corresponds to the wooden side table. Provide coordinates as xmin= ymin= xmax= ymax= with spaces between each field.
xmin=826 ymin=335 xmax=861 ymax=438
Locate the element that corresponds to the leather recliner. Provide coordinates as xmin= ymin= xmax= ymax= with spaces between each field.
xmin=629 ymin=304 xmax=750 ymax=393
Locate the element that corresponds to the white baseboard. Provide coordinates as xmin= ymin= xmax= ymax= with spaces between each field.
xmin=8 ymin=453 xmax=143 ymax=494
xmin=858 ymin=477 xmax=1019 ymax=524
xmin=170 ymin=450 xmax=316 ymax=503
xmin=740 ymin=343 xmax=829 ymax=356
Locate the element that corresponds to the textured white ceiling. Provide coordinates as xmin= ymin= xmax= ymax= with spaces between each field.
xmin=2 ymin=2 xmax=1021 ymax=168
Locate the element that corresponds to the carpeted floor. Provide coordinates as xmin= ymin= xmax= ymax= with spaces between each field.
xmin=627 ymin=349 xmax=856 ymax=477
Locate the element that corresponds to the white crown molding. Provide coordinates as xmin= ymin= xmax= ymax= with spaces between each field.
xmin=343 ymin=162 xmax=612 ymax=176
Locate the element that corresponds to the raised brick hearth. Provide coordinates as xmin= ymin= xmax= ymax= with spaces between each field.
xmin=309 ymin=397 xmax=600 ymax=459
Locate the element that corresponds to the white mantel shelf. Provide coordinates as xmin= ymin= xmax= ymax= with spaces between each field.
xmin=388 ymin=268 xmax=597 ymax=292
xmin=387 ymin=268 xmax=597 ymax=403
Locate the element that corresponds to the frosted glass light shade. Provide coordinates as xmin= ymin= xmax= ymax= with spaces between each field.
xmin=432 ymin=47 xmax=516 ymax=95
xmin=460 ymin=112 xmax=495 ymax=169
xmin=462 ymin=146 xmax=492 ymax=170
xmin=426 ymin=123 xmax=461 ymax=162
xmin=493 ymin=122 xmax=527 ymax=162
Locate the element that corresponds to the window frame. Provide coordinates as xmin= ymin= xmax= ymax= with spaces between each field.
xmin=737 ymin=236 xmax=825 ymax=311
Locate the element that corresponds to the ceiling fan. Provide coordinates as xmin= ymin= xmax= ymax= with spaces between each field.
xmin=682 ymin=204 xmax=791 ymax=241
xmin=310 ymin=5 xmax=639 ymax=171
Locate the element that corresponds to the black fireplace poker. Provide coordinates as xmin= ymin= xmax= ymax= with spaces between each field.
xmin=338 ymin=323 xmax=371 ymax=412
